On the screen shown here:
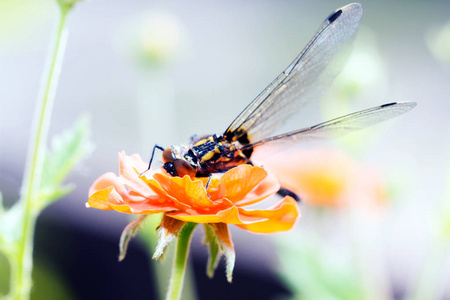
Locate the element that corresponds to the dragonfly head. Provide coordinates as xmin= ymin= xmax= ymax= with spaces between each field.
xmin=162 ymin=147 xmax=197 ymax=178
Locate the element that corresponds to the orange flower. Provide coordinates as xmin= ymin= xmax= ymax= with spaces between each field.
xmin=88 ymin=151 xmax=299 ymax=281
xmin=260 ymin=147 xmax=387 ymax=208
xmin=88 ymin=151 xmax=299 ymax=233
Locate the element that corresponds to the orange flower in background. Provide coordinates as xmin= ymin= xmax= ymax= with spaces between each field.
xmin=260 ymin=147 xmax=387 ymax=208
xmin=88 ymin=151 xmax=299 ymax=233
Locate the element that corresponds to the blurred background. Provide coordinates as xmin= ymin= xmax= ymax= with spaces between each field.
xmin=1 ymin=0 xmax=450 ymax=299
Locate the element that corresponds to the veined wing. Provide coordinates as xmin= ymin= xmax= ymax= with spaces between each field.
xmin=240 ymin=102 xmax=417 ymax=149
xmin=223 ymin=3 xmax=363 ymax=144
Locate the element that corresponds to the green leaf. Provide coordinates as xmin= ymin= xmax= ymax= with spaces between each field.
xmin=39 ymin=184 xmax=75 ymax=205
xmin=119 ymin=215 xmax=148 ymax=261
xmin=203 ymin=224 xmax=221 ymax=278
xmin=39 ymin=116 xmax=93 ymax=207
xmin=0 ymin=256 xmax=76 ymax=300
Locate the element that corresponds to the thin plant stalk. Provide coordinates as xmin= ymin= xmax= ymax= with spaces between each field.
xmin=12 ymin=5 xmax=70 ymax=300
xmin=166 ymin=222 xmax=197 ymax=300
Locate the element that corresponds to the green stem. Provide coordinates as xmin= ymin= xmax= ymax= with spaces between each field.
xmin=166 ymin=222 xmax=197 ymax=300
xmin=12 ymin=6 xmax=70 ymax=300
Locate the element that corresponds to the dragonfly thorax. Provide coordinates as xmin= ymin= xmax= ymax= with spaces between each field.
xmin=161 ymin=134 xmax=251 ymax=178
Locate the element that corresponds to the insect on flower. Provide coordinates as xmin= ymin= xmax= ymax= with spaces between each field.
xmin=142 ymin=3 xmax=416 ymax=202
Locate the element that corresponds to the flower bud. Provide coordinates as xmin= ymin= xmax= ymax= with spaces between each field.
xmin=57 ymin=0 xmax=81 ymax=11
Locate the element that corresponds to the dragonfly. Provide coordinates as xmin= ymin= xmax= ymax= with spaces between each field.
xmin=143 ymin=3 xmax=416 ymax=201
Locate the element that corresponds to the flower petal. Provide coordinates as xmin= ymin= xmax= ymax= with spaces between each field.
xmin=87 ymin=186 xmax=177 ymax=214
xmin=236 ymin=196 xmax=300 ymax=234
xmin=87 ymin=186 xmax=116 ymax=210
xmin=88 ymin=172 xmax=127 ymax=197
xmin=118 ymin=151 xmax=157 ymax=199
xmin=144 ymin=177 xmax=192 ymax=211
xmin=167 ymin=205 xmax=266 ymax=224
xmin=167 ymin=206 xmax=240 ymax=223
xmin=153 ymin=173 xmax=216 ymax=209
xmin=88 ymin=171 xmax=146 ymax=202
xmin=207 ymin=182 xmax=227 ymax=202
xmin=108 ymin=199 xmax=177 ymax=214
xmin=233 ymin=172 xmax=280 ymax=207
xmin=220 ymin=165 xmax=270 ymax=203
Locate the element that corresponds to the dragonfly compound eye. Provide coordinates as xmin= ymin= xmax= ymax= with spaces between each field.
xmin=173 ymin=159 xmax=196 ymax=178
xmin=162 ymin=148 xmax=175 ymax=163
xmin=163 ymin=162 xmax=177 ymax=176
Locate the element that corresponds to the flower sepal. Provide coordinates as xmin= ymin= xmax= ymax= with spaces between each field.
xmin=204 ymin=224 xmax=220 ymax=278
xmin=203 ymin=223 xmax=235 ymax=282
xmin=119 ymin=215 xmax=148 ymax=261
xmin=153 ymin=215 xmax=187 ymax=260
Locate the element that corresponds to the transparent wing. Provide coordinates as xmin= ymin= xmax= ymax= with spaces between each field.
xmin=223 ymin=3 xmax=363 ymax=143
xmin=241 ymin=102 xmax=417 ymax=149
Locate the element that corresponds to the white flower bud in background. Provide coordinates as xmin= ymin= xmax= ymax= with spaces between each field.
xmin=57 ymin=0 xmax=82 ymax=11
xmin=427 ymin=21 xmax=450 ymax=68
xmin=138 ymin=13 xmax=183 ymax=66
xmin=114 ymin=11 xmax=190 ymax=152
xmin=117 ymin=11 xmax=188 ymax=69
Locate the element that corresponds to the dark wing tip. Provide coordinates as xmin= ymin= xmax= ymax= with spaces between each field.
xmin=326 ymin=3 xmax=363 ymax=25
xmin=327 ymin=9 xmax=343 ymax=23
xmin=380 ymin=102 xmax=396 ymax=108
xmin=381 ymin=101 xmax=417 ymax=110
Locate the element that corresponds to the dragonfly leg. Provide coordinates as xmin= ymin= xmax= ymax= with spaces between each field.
xmin=277 ymin=187 xmax=301 ymax=202
xmin=196 ymin=173 xmax=213 ymax=189
xmin=205 ymin=174 xmax=212 ymax=190
xmin=140 ymin=144 xmax=165 ymax=176
xmin=196 ymin=173 xmax=213 ymax=197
